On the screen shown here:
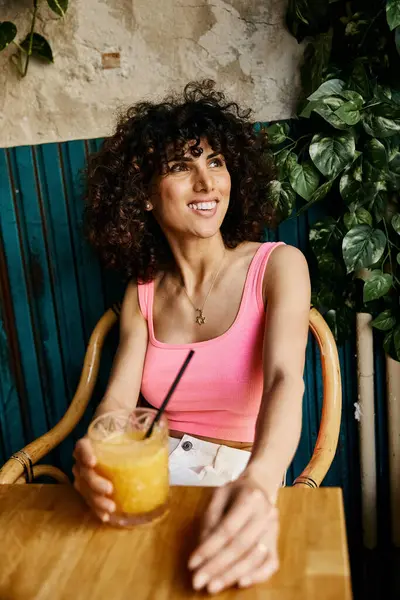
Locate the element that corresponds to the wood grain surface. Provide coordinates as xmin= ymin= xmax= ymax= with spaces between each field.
xmin=0 ymin=485 xmax=352 ymax=599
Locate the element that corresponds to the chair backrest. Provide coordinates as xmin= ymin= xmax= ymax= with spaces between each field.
xmin=0 ymin=304 xmax=342 ymax=486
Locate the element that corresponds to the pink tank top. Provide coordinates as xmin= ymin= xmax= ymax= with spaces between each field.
xmin=138 ymin=242 xmax=284 ymax=442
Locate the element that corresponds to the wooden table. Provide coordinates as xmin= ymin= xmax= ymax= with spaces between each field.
xmin=0 ymin=485 xmax=352 ymax=599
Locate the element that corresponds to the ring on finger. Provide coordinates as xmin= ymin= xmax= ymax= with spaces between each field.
xmin=256 ymin=541 xmax=269 ymax=555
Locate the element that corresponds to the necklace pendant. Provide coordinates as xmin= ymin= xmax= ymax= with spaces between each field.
xmin=195 ymin=308 xmax=206 ymax=326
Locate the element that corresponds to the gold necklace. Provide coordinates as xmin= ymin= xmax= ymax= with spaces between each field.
xmin=181 ymin=250 xmax=226 ymax=326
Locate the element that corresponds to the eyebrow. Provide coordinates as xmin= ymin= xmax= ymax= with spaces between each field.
xmin=167 ymin=151 xmax=221 ymax=163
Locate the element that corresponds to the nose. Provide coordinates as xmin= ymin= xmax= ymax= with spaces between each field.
xmin=193 ymin=165 xmax=214 ymax=193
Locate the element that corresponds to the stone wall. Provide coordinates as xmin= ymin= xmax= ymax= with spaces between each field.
xmin=0 ymin=0 xmax=303 ymax=148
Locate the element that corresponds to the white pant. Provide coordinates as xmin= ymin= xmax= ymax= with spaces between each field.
xmin=168 ymin=434 xmax=251 ymax=486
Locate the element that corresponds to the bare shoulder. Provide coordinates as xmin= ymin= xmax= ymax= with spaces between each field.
xmin=120 ymin=279 xmax=146 ymax=333
xmin=122 ymin=279 xmax=139 ymax=309
xmin=264 ymin=244 xmax=311 ymax=300
xmin=268 ymin=244 xmax=308 ymax=272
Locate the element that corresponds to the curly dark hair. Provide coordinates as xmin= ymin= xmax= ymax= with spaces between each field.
xmin=85 ymin=80 xmax=276 ymax=282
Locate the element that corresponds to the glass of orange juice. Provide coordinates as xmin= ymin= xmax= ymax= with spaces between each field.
xmin=88 ymin=408 xmax=169 ymax=527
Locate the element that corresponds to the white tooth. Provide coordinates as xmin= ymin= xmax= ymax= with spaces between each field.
xmin=189 ymin=201 xmax=217 ymax=210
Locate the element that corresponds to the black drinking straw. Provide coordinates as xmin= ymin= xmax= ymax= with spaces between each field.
xmin=144 ymin=349 xmax=195 ymax=439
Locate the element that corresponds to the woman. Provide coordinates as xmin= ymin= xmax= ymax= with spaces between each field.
xmin=73 ymin=80 xmax=311 ymax=594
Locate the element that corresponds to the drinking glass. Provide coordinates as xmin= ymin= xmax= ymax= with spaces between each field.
xmin=88 ymin=408 xmax=169 ymax=527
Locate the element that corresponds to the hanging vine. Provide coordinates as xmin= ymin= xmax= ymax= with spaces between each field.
xmin=0 ymin=1 xmax=68 ymax=77
xmin=266 ymin=0 xmax=400 ymax=360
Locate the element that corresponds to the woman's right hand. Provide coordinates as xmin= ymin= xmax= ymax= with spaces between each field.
xmin=72 ymin=437 xmax=116 ymax=522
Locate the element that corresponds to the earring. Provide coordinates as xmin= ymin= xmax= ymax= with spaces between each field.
xmin=145 ymin=201 xmax=152 ymax=211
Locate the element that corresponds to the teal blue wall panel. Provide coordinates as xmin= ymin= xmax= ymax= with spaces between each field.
xmin=0 ymin=141 xmax=109 ymax=473
xmin=1 ymin=136 xmax=383 ymax=559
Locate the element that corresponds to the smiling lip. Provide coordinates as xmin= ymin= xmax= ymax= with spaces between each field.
xmin=187 ymin=200 xmax=218 ymax=218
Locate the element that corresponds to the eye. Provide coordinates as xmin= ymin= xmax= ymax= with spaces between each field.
xmin=169 ymin=162 xmax=188 ymax=173
xmin=209 ymin=157 xmax=225 ymax=168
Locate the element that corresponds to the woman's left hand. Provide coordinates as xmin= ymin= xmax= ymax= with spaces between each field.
xmin=188 ymin=473 xmax=280 ymax=594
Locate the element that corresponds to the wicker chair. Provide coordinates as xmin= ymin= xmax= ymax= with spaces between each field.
xmin=0 ymin=305 xmax=342 ymax=488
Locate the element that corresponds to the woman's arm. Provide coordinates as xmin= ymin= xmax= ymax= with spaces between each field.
xmin=246 ymin=244 xmax=311 ymax=500
xmin=72 ymin=280 xmax=148 ymax=522
xmin=188 ymin=245 xmax=311 ymax=594
xmin=93 ymin=280 xmax=149 ymax=418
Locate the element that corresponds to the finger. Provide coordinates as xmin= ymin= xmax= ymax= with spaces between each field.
xmin=91 ymin=494 xmax=116 ymax=514
xmin=190 ymin=487 xmax=265 ymax=571
xmin=73 ymin=438 xmax=96 ymax=468
xmin=238 ymin=549 xmax=280 ymax=588
xmin=77 ymin=465 xmax=113 ymax=496
xmin=206 ymin=521 xmax=279 ymax=593
xmin=75 ymin=476 xmax=116 ymax=515
xmin=193 ymin=513 xmax=277 ymax=586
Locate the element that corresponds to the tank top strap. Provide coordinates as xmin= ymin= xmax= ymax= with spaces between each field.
xmin=244 ymin=242 xmax=285 ymax=314
xmin=137 ymin=280 xmax=154 ymax=321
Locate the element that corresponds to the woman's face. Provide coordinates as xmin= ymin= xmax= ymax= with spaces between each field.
xmin=148 ymin=138 xmax=231 ymax=241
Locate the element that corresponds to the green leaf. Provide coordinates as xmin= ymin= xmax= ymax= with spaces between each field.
xmin=363 ymin=159 xmax=388 ymax=185
xmin=288 ymin=160 xmax=320 ymax=200
xmin=300 ymin=100 xmax=319 ymax=118
xmin=20 ymin=32 xmax=53 ymax=62
xmin=334 ymin=100 xmax=362 ymax=126
xmin=371 ymin=310 xmax=396 ymax=331
xmin=309 ymin=217 xmax=344 ymax=254
xmin=47 ymin=0 xmax=68 ymax=16
xmin=344 ymin=207 xmax=373 ymax=230
xmin=297 ymin=179 xmax=334 ymax=214
xmin=285 ymin=152 xmax=299 ymax=172
xmin=373 ymin=101 xmax=400 ymax=120
xmin=342 ymin=225 xmax=387 ymax=274
xmin=266 ymin=123 xmax=289 ymax=146
xmin=373 ymin=84 xmax=393 ymax=103
xmin=307 ymin=79 xmax=346 ymax=101
xmin=397 ymin=252 xmax=400 ymax=265
xmin=387 ymin=0 xmax=400 ymax=31
xmin=274 ymin=149 xmax=291 ymax=179
xmin=363 ymin=270 xmax=393 ymax=302
xmin=310 ymin=131 xmax=355 ymax=178
xmin=339 ymin=90 xmax=364 ymax=108
xmin=363 ymin=113 xmax=400 ymax=138
xmin=392 ymin=214 xmax=400 ymax=234
xmin=370 ymin=191 xmax=388 ymax=223
xmin=267 ymin=180 xmax=296 ymax=221
xmin=339 ymin=170 xmax=381 ymax=206
xmin=364 ymin=139 xmax=387 ymax=169
xmin=0 ymin=21 xmax=17 ymax=51
xmin=313 ymin=96 xmax=349 ymax=130
xmin=394 ymin=325 xmax=400 ymax=360
xmin=339 ymin=174 xmax=363 ymax=204
xmin=383 ymin=136 xmax=400 ymax=161
xmin=352 ymin=154 xmax=363 ymax=182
